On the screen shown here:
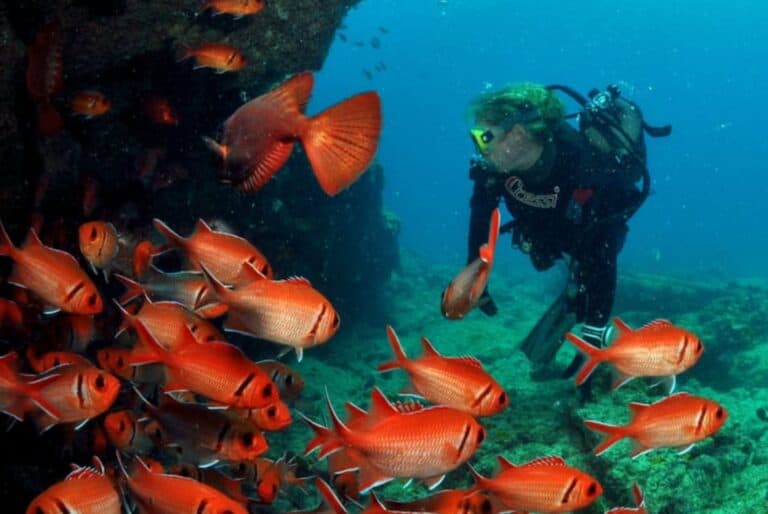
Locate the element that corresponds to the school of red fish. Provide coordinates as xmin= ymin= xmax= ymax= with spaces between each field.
xmin=1 ymin=4 xmax=729 ymax=514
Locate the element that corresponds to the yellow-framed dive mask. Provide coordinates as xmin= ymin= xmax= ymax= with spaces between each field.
xmin=469 ymin=128 xmax=495 ymax=154
xmin=469 ymin=106 xmax=543 ymax=154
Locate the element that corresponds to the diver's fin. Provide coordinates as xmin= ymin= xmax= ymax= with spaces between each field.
xmin=520 ymin=291 xmax=577 ymax=364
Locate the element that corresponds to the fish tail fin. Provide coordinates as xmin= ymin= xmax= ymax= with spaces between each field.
xmin=152 ymin=218 xmax=185 ymax=249
xmin=132 ymin=240 xmax=162 ymax=281
xmin=377 ymin=325 xmax=408 ymax=372
xmin=479 ymin=208 xmax=500 ymax=263
xmin=114 ymin=274 xmax=145 ymax=305
xmin=0 ymin=221 xmax=16 ymax=258
xmin=632 ymin=482 xmax=645 ymax=508
xmin=303 ymin=91 xmax=382 ymax=196
xmin=583 ymin=420 xmax=628 ymax=456
xmin=314 ymin=478 xmax=348 ymax=514
xmin=299 ymin=412 xmax=344 ymax=459
xmin=565 ymin=332 xmax=605 ymax=386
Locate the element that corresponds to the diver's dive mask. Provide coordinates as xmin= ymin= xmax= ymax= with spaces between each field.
xmin=469 ymin=106 xmax=543 ymax=154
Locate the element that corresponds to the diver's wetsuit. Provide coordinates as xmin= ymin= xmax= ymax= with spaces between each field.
xmin=467 ymin=121 xmax=645 ymax=330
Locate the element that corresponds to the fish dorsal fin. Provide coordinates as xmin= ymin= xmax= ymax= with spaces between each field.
xmin=195 ymin=219 xmax=214 ymax=234
xmin=236 ymin=262 xmax=267 ymax=287
xmin=612 ymin=317 xmax=633 ymax=334
xmin=524 ymin=456 xmax=566 ymax=467
xmin=23 ymin=228 xmax=43 ymax=247
xmin=344 ymin=402 xmax=368 ymax=425
xmin=453 ymin=356 xmax=483 ymax=368
xmin=393 ymin=400 xmax=424 ymax=414
xmin=315 ymin=478 xmax=348 ymax=514
xmin=65 ymin=464 xmax=99 ymax=480
xmin=496 ymin=455 xmax=517 ymax=471
xmin=368 ymin=387 xmax=398 ymax=422
xmin=23 ymin=229 xmax=80 ymax=267
xmin=641 ymin=319 xmax=673 ymax=330
xmin=420 ymin=336 xmax=441 ymax=357
xmin=266 ymin=71 xmax=315 ymax=115
xmin=282 ymin=276 xmax=312 ymax=287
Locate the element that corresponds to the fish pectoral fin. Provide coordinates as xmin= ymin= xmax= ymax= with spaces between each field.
xmin=677 ymin=443 xmax=696 ymax=455
xmin=649 ymin=375 xmax=676 ymax=394
xmin=195 ymin=302 xmax=229 ymax=319
xmin=630 ymin=441 xmax=654 ymax=459
xmin=421 ymin=474 xmax=446 ymax=490
xmin=610 ymin=371 xmax=635 ymax=391
xmin=356 ymin=463 xmax=393 ymax=495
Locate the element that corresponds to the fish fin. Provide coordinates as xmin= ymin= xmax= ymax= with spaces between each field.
xmin=357 ymin=465 xmax=393 ymax=495
xmin=198 ymin=264 xmax=230 ymax=303
xmin=23 ymin=372 xmax=63 ymax=420
xmin=129 ymin=317 xmax=174 ymax=366
xmin=314 ymin=478 xmax=348 ymax=514
xmin=564 ymin=332 xmax=604 ymax=386
xmin=454 ymin=356 xmax=483 ymax=368
xmin=650 ymin=375 xmax=676 ymax=394
xmin=240 ymin=140 xmax=294 ymax=192
xmin=466 ymin=463 xmax=489 ymax=493
xmin=377 ymin=325 xmax=408 ymax=372
xmin=344 ymin=402 xmax=368 ymax=424
xmin=583 ymin=420 xmax=629 ymax=456
xmin=0 ymin=221 xmax=16 ymax=258
xmin=112 ymin=299 xmax=135 ymax=338
xmin=280 ymin=276 xmax=312 ymax=287
xmin=295 ymin=347 xmax=304 ymax=363
xmin=479 ymin=208 xmax=500 ymax=264
xmin=632 ymin=483 xmax=645 ymax=508
xmin=496 ymin=455 xmax=516 ymax=470
xmin=304 ymin=91 xmax=382 ymax=196
xmin=236 ymin=261 xmax=267 ymax=287
xmin=114 ymin=274 xmax=145 ymax=305
xmin=202 ymin=136 xmax=229 ymax=160
xmin=628 ymin=401 xmax=650 ymax=415
xmin=74 ymin=418 xmax=90 ymax=431
xmin=398 ymin=384 xmax=423 ymax=398
xmin=267 ymin=71 xmax=315 ymax=115
xmin=299 ymin=411 xmax=338 ymax=457
xmin=420 ymin=336 xmax=441 ymax=357
xmin=612 ymin=317 xmax=633 ymax=334
xmin=22 ymin=228 xmax=44 ymax=248
xmin=641 ymin=319 xmax=673 ymax=330
xmin=677 ymin=443 xmax=696 ymax=455
xmin=610 ymin=371 xmax=635 ymax=391
xmin=422 ymin=474 xmax=445 ymax=490
xmin=630 ymin=441 xmax=654 ymax=459
xmin=367 ymin=387 xmax=398 ymax=422
xmin=523 ymin=456 xmax=566 ymax=467
xmin=195 ymin=302 xmax=229 ymax=319
xmin=195 ymin=219 xmax=213 ymax=234
xmin=152 ymin=218 xmax=186 ymax=249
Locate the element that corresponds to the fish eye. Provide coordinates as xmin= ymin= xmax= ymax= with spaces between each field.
xmin=477 ymin=428 xmax=485 ymax=444
xmin=716 ymin=407 xmax=724 ymax=419
xmin=116 ymin=356 xmax=125 ymax=368
xmin=481 ymin=499 xmax=492 ymax=514
xmin=284 ymin=374 xmax=293 ymax=386
xmin=262 ymin=384 xmax=273 ymax=398
xmin=242 ymin=432 xmax=254 ymax=446
xmin=52 ymin=358 xmax=60 ymax=366
xmin=696 ymin=340 xmax=703 ymax=353
xmin=587 ymin=482 xmax=598 ymax=496
xmin=498 ymin=392 xmax=507 ymax=405
xmin=332 ymin=313 xmax=340 ymax=329
xmin=87 ymin=294 xmax=97 ymax=306
xmin=118 ymin=420 xmax=125 ymax=432
xmin=261 ymin=264 xmax=270 ymax=276
xmin=90 ymin=227 xmax=98 ymax=241
xmin=95 ymin=374 xmax=106 ymax=389
xmin=189 ymin=324 xmax=199 ymax=333
xmin=267 ymin=405 xmax=277 ymax=418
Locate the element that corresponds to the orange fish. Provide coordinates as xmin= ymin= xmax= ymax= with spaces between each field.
xmin=70 ymin=90 xmax=111 ymax=117
xmin=97 ymin=347 xmax=166 ymax=384
xmin=304 ymin=387 xmax=485 ymax=493
xmin=25 ymin=456 xmax=121 ymax=514
xmin=143 ymin=95 xmax=179 ymax=125
xmin=384 ymin=489 xmax=497 ymax=514
xmin=203 ymin=71 xmax=381 ymax=196
xmin=0 ymin=351 xmax=61 ymax=421
xmin=240 ymin=400 xmax=292 ymax=431
xmin=257 ymin=359 xmax=305 ymax=400
xmin=103 ymin=409 xmax=154 ymax=453
xmin=137 ymin=392 xmax=268 ymax=467
xmin=378 ymin=326 xmax=507 ymax=417
xmin=34 ymin=363 xmax=121 ymax=431
xmin=606 ymin=483 xmax=647 ymax=514
xmin=168 ymin=464 xmax=252 ymax=506
xmin=26 ymin=20 xmax=64 ymax=135
xmin=202 ymin=264 xmax=339 ymax=361
xmin=202 ymin=0 xmax=265 ymax=17
xmin=441 ymin=208 xmax=500 ymax=319
xmin=115 ymin=267 xmax=215 ymax=312
xmin=243 ymin=456 xmax=311 ymax=504
xmin=469 ymin=456 xmax=602 ymax=513
xmin=132 ymin=240 xmax=157 ymax=280
xmin=130 ymin=319 xmax=278 ymax=409
xmin=181 ymin=42 xmax=246 ymax=73
xmin=29 ymin=350 xmax=93 ymax=373
xmin=0 ymin=223 xmax=103 ymax=315
xmin=78 ymin=221 xmax=120 ymax=280
xmin=117 ymin=453 xmax=249 ymax=514
xmin=584 ymin=392 xmax=728 ymax=458
xmin=114 ymin=295 xmax=224 ymax=349
xmin=566 ymin=318 xmax=703 ymax=392
xmin=153 ymin=218 xmax=272 ymax=283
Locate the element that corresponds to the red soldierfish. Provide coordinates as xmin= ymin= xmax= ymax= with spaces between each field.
xmin=304 ymin=387 xmax=485 ymax=493
xmin=441 ymin=208 xmax=500 ymax=319
xmin=25 ymin=457 xmax=121 ymax=514
xmin=468 ymin=455 xmax=603 ymax=513
xmin=584 ymin=392 xmax=728 ymax=458
xmin=78 ymin=221 xmax=120 ymax=280
xmin=70 ymin=90 xmax=111 ymax=117
xmin=0 ymin=223 xmax=103 ymax=315
xmin=202 ymin=0 xmax=265 ymax=17
xmin=257 ymin=360 xmax=305 ymax=401
xmin=117 ymin=453 xmax=249 ymax=514
xmin=129 ymin=319 xmax=278 ymax=409
xmin=181 ymin=42 xmax=247 ymax=73
xmin=102 ymin=409 xmax=154 ymax=453
xmin=0 ymin=351 xmax=61 ymax=421
xmin=566 ymin=318 xmax=703 ymax=392
xmin=202 ymin=263 xmax=339 ymax=362
xmin=378 ymin=326 xmax=508 ymax=417
xmin=203 ymin=71 xmax=382 ymax=196
xmin=606 ymin=483 xmax=647 ymax=514
xmin=153 ymin=218 xmax=272 ymax=283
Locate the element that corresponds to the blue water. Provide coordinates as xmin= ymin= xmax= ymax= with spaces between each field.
xmin=312 ymin=0 xmax=768 ymax=279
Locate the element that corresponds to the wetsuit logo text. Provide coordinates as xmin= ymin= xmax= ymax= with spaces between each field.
xmin=505 ymin=176 xmax=559 ymax=209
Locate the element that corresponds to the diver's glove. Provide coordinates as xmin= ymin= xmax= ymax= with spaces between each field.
xmin=478 ymin=289 xmax=498 ymax=317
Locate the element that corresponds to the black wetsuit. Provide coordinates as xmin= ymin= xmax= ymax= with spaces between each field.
xmin=467 ymin=121 xmax=645 ymax=328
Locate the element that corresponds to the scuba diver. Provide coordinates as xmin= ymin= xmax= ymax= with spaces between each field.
xmin=462 ymin=82 xmax=670 ymax=386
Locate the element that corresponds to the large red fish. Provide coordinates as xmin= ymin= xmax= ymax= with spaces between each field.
xmin=304 ymin=387 xmax=485 ymax=493
xmin=25 ymin=457 xmax=121 ymax=514
xmin=153 ymin=218 xmax=272 ymax=283
xmin=566 ymin=318 xmax=703 ymax=392
xmin=606 ymin=483 xmax=647 ymax=514
xmin=584 ymin=392 xmax=728 ymax=458
xmin=0 ymin=223 xmax=103 ymax=315
xmin=441 ymin=208 xmax=500 ymax=319
xmin=378 ymin=326 xmax=507 ymax=417
xmin=117 ymin=453 xmax=249 ymax=514
xmin=0 ymin=351 xmax=61 ymax=421
xmin=129 ymin=319 xmax=278 ymax=409
xmin=468 ymin=455 xmax=603 ymax=513
xmin=202 ymin=263 xmax=339 ymax=361
xmin=203 ymin=71 xmax=381 ymax=196
xmin=0 ymin=223 xmax=104 ymax=314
